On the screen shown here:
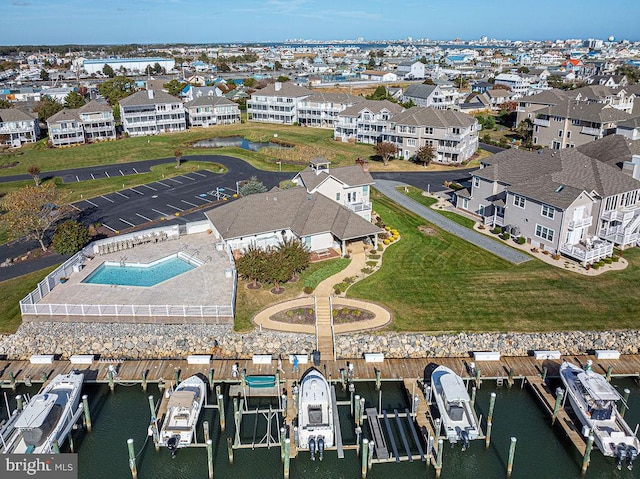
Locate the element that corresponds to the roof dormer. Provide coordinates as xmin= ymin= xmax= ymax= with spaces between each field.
xmin=309 ymin=157 xmax=330 ymax=175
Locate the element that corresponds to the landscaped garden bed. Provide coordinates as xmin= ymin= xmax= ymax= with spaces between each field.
xmin=270 ymin=304 xmax=375 ymax=325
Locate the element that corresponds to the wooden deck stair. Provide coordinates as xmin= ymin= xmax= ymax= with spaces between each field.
xmin=315 ymin=297 xmax=334 ymax=360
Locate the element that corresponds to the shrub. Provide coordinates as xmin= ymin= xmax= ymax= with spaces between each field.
xmin=368 ymin=254 xmax=380 ymax=260
xmin=385 ymin=226 xmax=391 ymax=231
xmin=592 ymin=263 xmax=600 ymax=270
xmin=391 ymin=229 xmax=399 ymax=235
xmin=377 ymin=244 xmax=383 ymax=251
xmin=502 ymin=232 xmax=510 ymax=240
xmin=361 ymin=267 xmax=374 ymax=274
xmin=366 ymin=261 xmax=377 ymax=267
xmin=491 ymin=227 xmax=502 ymax=234
xmin=612 ymin=255 xmax=620 ymax=262
xmin=343 ymin=276 xmax=355 ymax=284
xmin=597 ymin=260 xmax=605 ymax=267
xmin=334 ymin=287 xmax=341 ymax=295
xmin=383 ymin=239 xmax=390 ymax=245
xmin=303 ymin=286 xmax=313 ymax=294
xmin=604 ymin=257 xmax=613 ymax=264
xmin=52 ymin=220 xmax=91 ymax=255
xmin=552 ymin=254 xmax=561 ymax=260
xmin=516 ymin=237 xmax=526 ymax=245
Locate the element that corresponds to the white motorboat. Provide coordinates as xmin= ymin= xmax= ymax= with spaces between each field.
xmin=297 ymin=367 xmax=334 ymax=460
xmin=431 ymin=365 xmax=480 ymax=450
xmin=1 ymin=372 xmax=85 ymax=454
xmin=560 ymin=360 xmax=639 ymax=470
xmin=158 ymin=375 xmax=206 ymax=456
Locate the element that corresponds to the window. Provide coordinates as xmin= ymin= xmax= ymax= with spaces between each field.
xmin=513 ymin=195 xmax=526 ymax=208
xmin=558 ymin=130 xmax=563 ymax=138
xmin=425 ymin=127 xmax=434 ymax=135
xmin=335 ymin=192 xmax=341 ymax=201
xmin=407 ymin=138 xmax=416 ymax=147
xmin=552 ymin=141 xmax=561 ymax=149
xmin=535 ymin=224 xmax=555 ymax=242
xmin=473 ymin=177 xmax=480 ymax=188
xmin=347 ymin=191 xmax=357 ymax=202
xmin=462 ymin=198 xmax=469 ymax=209
xmin=362 ymin=185 xmax=369 ymax=196
xmin=567 ymin=130 xmax=572 ymax=139
xmin=541 ymin=204 xmax=555 ymax=219
xmin=533 ymin=136 xmax=538 ymax=144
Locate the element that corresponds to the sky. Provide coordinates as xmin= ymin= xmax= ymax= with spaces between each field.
xmin=1 ymin=0 xmax=638 ymax=46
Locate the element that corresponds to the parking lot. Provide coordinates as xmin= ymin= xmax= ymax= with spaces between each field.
xmin=72 ymin=169 xmax=243 ymax=232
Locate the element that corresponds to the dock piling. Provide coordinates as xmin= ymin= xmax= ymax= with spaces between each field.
xmin=217 ymin=394 xmax=225 ymax=432
xmin=206 ymin=439 xmax=214 ymax=479
xmin=359 ymin=397 xmax=365 ymax=426
xmin=541 ymin=366 xmax=548 ymax=382
xmin=173 ymin=369 xmax=180 ymax=386
xmin=9 ymin=372 xmax=16 ymax=391
xmin=280 ymin=427 xmax=286 ymax=462
xmin=581 ymin=434 xmax=594 ymax=475
xmin=485 ymin=421 xmax=493 ymax=449
xmin=507 ymin=368 xmax=515 ymax=388
xmin=606 ymin=365 xmax=613 ymax=382
xmin=435 ymin=438 xmax=444 ymax=478
xmin=141 ymin=371 xmax=147 ymax=392
xmin=41 ymin=371 xmax=48 ymax=382
xmin=82 ymin=395 xmax=92 ymax=432
xmin=108 ymin=370 xmax=114 ymax=392
xmin=127 ymin=438 xmax=138 ymax=479
xmin=620 ymin=388 xmax=631 ymax=418
xmin=506 ymin=437 xmax=517 ymax=477
xmin=354 ymin=394 xmax=361 ymax=424
xmin=361 ymin=438 xmax=369 ymax=479
xmin=283 ymin=438 xmax=291 ymax=479
xmin=488 ymin=392 xmax=497 ymax=422
xmin=16 ymin=394 xmax=23 ymax=412
xmin=52 ymin=440 xmax=60 ymax=453
xmin=208 ymin=369 xmax=214 ymax=392
xmin=203 ymin=421 xmax=210 ymax=442
xmin=148 ymin=395 xmax=159 ymax=451
xmin=375 ymin=369 xmax=381 ymax=391
xmin=349 ymin=383 xmax=355 ymax=416
xmin=475 ymin=368 xmax=481 ymax=389
xmin=470 ymin=386 xmax=477 ymax=408
xmin=552 ymin=388 xmax=564 ymax=425
xmin=227 ymin=436 xmax=234 ymax=464
xmin=367 ymin=438 xmax=374 ymax=471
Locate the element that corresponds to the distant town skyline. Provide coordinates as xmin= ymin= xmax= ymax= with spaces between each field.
xmin=1 ymin=0 xmax=638 ymax=46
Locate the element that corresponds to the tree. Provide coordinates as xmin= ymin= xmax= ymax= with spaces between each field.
xmin=243 ymin=77 xmax=257 ymax=88
xmin=64 ymin=91 xmax=86 ymax=109
xmin=235 ymin=243 xmax=269 ymax=288
xmin=276 ymin=75 xmax=290 ymax=83
xmin=498 ymin=101 xmax=518 ymax=113
xmin=616 ymin=65 xmax=640 ymax=84
xmin=516 ymin=66 xmax=530 ymax=74
xmin=475 ymin=114 xmax=496 ymax=131
xmin=97 ymin=76 xmax=136 ymax=106
xmin=491 ymin=83 xmax=512 ymax=91
xmin=515 ymin=118 xmax=533 ymax=145
xmin=374 ymin=142 xmax=397 ymax=166
xmin=153 ymin=62 xmax=163 ymax=74
xmin=276 ymin=238 xmax=310 ymax=280
xmin=422 ymin=78 xmax=435 ymax=85
xmin=52 ymin=220 xmax=90 ymax=255
xmin=217 ymin=62 xmax=231 ymax=73
xmin=0 ymin=98 xmax=11 ymax=109
xmin=0 ymin=183 xmax=71 ymax=251
xmin=34 ymin=97 xmax=63 ymax=122
xmin=27 ymin=165 xmax=41 ymax=185
xmin=102 ymin=64 xmax=115 ymax=78
xmin=40 ymin=69 xmax=49 ymax=81
xmin=239 ymin=176 xmax=267 ymax=196
xmin=415 ymin=144 xmax=435 ymax=167
xmin=163 ymin=79 xmax=187 ymax=97
xmin=453 ymin=77 xmax=469 ymax=89
xmin=174 ymin=149 xmax=183 ymax=168
xmin=274 ymin=61 xmax=283 ymax=70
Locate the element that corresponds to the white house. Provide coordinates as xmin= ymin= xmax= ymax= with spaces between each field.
xmin=0 ymin=108 xmax=39 ymax=147
xmin=297 ymin=92 xmax=364 ymax=129
xmin=247 ymin=82 xmax=312 ymax=125
xmin=119 ymin=90 xmax=186 ymax=137
xmin=360 ymin=70 xmax=398 ymax=82
xmin=401 ymin=84 xmax=458 ymax=110
xmin=184 ymin=96 xmax=241 ymax=127
xmin=494 ymin=73 xmax=531 ymax=98
xmin=334 ymin=99 xmax=403 ymax=144
xmin=82 ymin=57 xmax=175 ymax=75
xmin=397 ymin=61 xmax=426 ymax=80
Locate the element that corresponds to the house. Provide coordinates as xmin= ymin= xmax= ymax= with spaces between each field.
xmin=485 ymin=89 xmax=516 ymax=110
xmin=360 ymin=70 xmax=398 ymax=82
xmin=292 ymin=158 xmax=374 ymax=221
xmin=396 ymin=61 xmax=425 ymax=80
xmin=457 ymin=147 xmax=640 ymax=264
xmin=0 ymin=108 xmax=39 ymax=147
xmin=615 ymin=117 xmax=640 ymax=141
xmin=204 ymin=187 xmax=382 ymax=256
xmin=401 ymin=84 xmax=457 ymax=110
xmin=77 ymin=100 xmax=116 ymax=142
xmin=334 ymin=99 xmax=403 ymax=144
xmin=46 ymin=109 xmax=85 ymax=147
xmin=297 ymin=92 xmax=364 ymax=128
xmin=182 ymin=85 xmax=223 ymax=102
xmin=184 ymin=96 xmax=240 ymax=127
xmin=493 ymin=73 xmax=530 ymax=98
xmin=247 ymin=82 xmax=312 ymax=125
xmin=119 ymin=90 xmax=186 ymax=137
xmin=586 ymin=75 xmax=629 ymax=88
xmin=385 ymin=107 xmax=480 ymax=163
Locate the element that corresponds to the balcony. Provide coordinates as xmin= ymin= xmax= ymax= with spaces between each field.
xmin=438 ymin=145 xmax=461 ymax=154
xmin=345 ymin=201 xmax=372 ymax=213
xmin=568 ymin=216 xmax=593 ymax=229
xmin=533 ymin=118 xmax=550 ymax=127
xmin=560 ymin=239 xmax=614 ymax=264
xmin=581 ymin=126 xmax=602 ymax=136
xmin=444 ymin=132 xmax=463 ymax=141
xmin=601 ymin=207 xmax=637 ymax=222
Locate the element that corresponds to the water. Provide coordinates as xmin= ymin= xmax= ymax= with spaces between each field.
xmin=192 ymin=136 xmax=290 ymax=151
xmin=83 ymin=256 xmax=194 ymax=287
xmin=9 ymin=377 xmax=639 ymax=478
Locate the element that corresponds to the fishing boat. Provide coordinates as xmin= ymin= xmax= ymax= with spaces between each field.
xmin=297 ymin=367 xmax=334 ymax=460
xmin=431 ymin=365 xmax=480 ymax=450
xmin=1 ymin=372 xmax=85 ymax=454
xmin=158 ymin=375 xmax=206 ymax=456
xmin=560 ymin=360 xmax=639 ymax=470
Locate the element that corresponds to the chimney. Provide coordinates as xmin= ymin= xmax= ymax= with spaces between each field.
xmin=274 ymin=81 xmax=282 ymax=92
xmin=148 ymin=89 xmax=154 ymax=99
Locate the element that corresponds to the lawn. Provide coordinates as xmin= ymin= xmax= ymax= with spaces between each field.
xmin=348 ymin=191 xmax=640 ymax=333
xmin=234 ymin=257 xmax=351 ymax=331
xmin=402 ymin=186 xmax=476 ymax=228
xmin=0 ymin=265 xmax=57 ymax=333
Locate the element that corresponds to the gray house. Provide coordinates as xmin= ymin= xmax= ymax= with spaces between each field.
xmin=0 ymin=108 xmax=39 ymax=147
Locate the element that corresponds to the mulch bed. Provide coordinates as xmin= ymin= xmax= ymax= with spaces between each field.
xmin=270 ymin=304 xmax=375 ymax=325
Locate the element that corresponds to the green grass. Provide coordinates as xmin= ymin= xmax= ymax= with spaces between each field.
xmin=348 ymin=191 xmax=640 ymax=333
xmin=303 ymin=258 xmax=351 ymax=289
xmin=0 ymin=265 xmax=57 ymax=333
xmin=402 ymin=186 xmax=476 ymax=228
xmin=234 ymin=258 xmax=349 ymax=331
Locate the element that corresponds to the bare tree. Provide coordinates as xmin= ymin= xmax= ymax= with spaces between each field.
xmin=374 ymin=141 xmax=397 ymax=166
xmin=174 ymin=149 xmax=183 ymax=168
xmin=27 ymin=165 xmax=41 ymax=185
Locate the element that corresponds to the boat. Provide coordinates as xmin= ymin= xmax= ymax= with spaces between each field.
xmin=431 ymin=365 xmax=481 ymax=450
xmin=1 ymin=372 xmax=85 ymax=454
xmin=158 ymin=375 xmax=206 ymax=456
xmin=560 ymin=360 xmax=640 ymax=470
xmin=297 ymin=367 xmax=334 ymax=460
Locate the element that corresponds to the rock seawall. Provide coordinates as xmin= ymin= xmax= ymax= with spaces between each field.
xmin=0 ymin=323 xmax=638 ymax=360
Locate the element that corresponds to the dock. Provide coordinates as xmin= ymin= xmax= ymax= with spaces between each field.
xmin=403 ymin=378 xmax=437 ymax=467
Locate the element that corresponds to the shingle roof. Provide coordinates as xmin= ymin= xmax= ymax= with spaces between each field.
xmin=119 ymin=90 xmax=181 ymax=106
xmin=544 ymin=100 xmax=632 ymax=123
xmin=204 ymin=187 xmax=382 ymax=241
xmin=251 ymin=82 xmax=312 ymax=98
xmin=402 ymin=84 xmax=438 ymax=100
xmin=295 ymin=164 xmax=374 ymax=192
xmin=390 ymin=106 xmax=476 ymax=128
xmin=0 ymin=108 xmax=36 ymax=122
xmin=303 ymin=92 xmax=363 ymax=105
xmin=46 ymin=108 xmax=80 ymax=123
xmin=339 ymin=99 xmax=402 ymax=117
xmin=577 ymin=134 xmax=640 ymax=169
xmin=518 ymin=89 xmax=569 ymax=105
xmin=77 ymin=100 xmax=111 ymax=114
xmin=184 ymin=96 xmax=237 ymax=108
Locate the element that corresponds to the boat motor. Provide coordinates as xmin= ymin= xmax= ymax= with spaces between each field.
xmin=616 ymin=443 xmax=628 ymax=470
xmin=167 ymin=435 xmax=180 ymax=458
xmin=309 ymin=436 xmax=316 ymax=461
xmin=318 ymin=436 xmax=325 ymax=461
xmin=627 ymin=445 xmax=638 ymax=470
xmin=461 ymin=430 xmax=470 ymax=452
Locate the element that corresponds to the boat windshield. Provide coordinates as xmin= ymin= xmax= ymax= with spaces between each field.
xmin=308 ymin=406 xmax=323 ymax=425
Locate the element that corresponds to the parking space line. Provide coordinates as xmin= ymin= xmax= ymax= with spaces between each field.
xmin=133 ymin=168 xmax=139 ymax=174
xmin=167 ymin=178 xmax=183 ymax=184
xmin=102 ymin=223 xmax=117 ymax=233
xmin=70 ymin=204 xmax=82 ymax=211
xmin=181 ymin=199 xmax=198 ymax=207
xmin=115 ymin=191 xmax=129 ymax=198
xmin=119 ymin=170 xmax=125 ymax=176
xmin=136 ymin=213 xmax=153 ymax=222
xmin=90 ymin=173 xmax=95 ymax=180
xmin=76 ymin=175 xmax=80 ymax=182
xmin=152 ymin=208 xmax=169 ymax=216
xmin=119 ymin=217 xmax=136 ymax=227
xmin=181 ymin=175 xmax=196 ymax=181
xmin=84 ymin=199 xmax=99 ymax=207
xmin=129 ymin=188 xmax=144 ymax=195
xmin=141 ymin=184 xmax=157 ymax=191
xmin=105 ymin=171 xmax=110 ymax=178
xmin=156 ymin=181 xmax=171 ymax=187
xmin=166 ymin=204 xmax=184 ymax=212
xmin=192 ymin=171 xmax=207 ymax=177
xmin=100 ymin=195 xmax=115 ymax=203
xmin=195 ymin=196 xmax=213 ymax=203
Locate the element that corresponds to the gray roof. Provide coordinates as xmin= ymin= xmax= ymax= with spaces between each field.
xmin=476 ymin=148 xmax=640 ymax=208
xmin=340 ymin=99 xmax=402 ymax=117
xmin=486 ymin=89 xmax=512 ymax=99
xmin=204 ymin=187 xmax=382 ymax=241
xmin=78 ymin=100 xmax=111 ymax=114
xmin=294 ymin=164 xmax=374 ymax=191
xmin=46 ymin=108 xmax=80 ymax=123
xmin=251 ymin=82 xmax=312 ymax=98
xmin=543 ymin=100 xmax=632 ymax=123
xmin=390 ymin=106 xmax=476 ymax=128
xmin=518 ymin=89 xmax=569 ymax=106
xmin=0 ymin=108 xmax=36 ymax=122
xmin=304 ymin=92 xmax=363 ymax=105
xmin=577 ymin=134 xmax=640 ymax=169
xmin=184 ymin=96 xmax=237 ymax=108
xmin=119 ymin=90 xmax=181 ymax=106
xmin=402 ymin=84 xmax=438 ymax=100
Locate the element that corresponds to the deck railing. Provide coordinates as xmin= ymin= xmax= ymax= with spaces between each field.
xmin=329 ymin=296 xmax=336 ymax=361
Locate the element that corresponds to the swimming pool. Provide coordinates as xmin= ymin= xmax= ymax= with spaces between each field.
xmin=83 ymin=254 xmax=197 ymax=287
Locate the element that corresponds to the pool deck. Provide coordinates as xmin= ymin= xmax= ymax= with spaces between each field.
xmin=31 ymin=232 xmax=235 ymax=324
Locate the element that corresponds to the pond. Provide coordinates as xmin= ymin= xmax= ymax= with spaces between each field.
xmin=192 ymin=136 xmax=291 ymax=151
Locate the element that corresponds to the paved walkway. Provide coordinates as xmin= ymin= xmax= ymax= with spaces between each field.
xmin=253 ymin=243 xmax=392 ymax=355
xmin=375 ymin=180 xmax=531 ymax=265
